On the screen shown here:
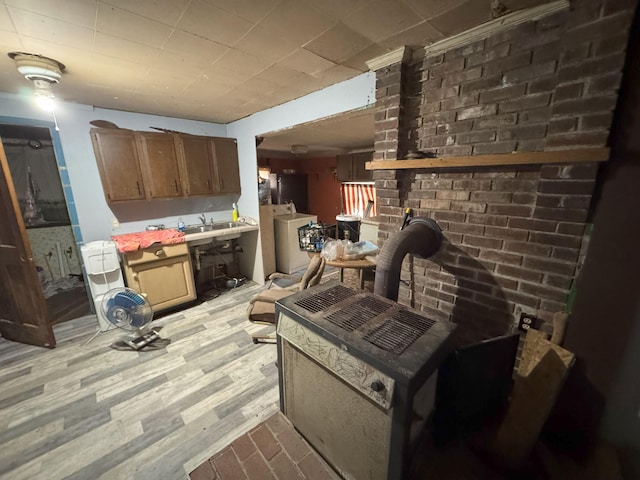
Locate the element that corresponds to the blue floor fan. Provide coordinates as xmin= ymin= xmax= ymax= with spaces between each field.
xmin=101 ymin=287 xmax=170 ymax=351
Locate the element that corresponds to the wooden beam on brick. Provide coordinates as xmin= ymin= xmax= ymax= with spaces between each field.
xmin=420 ymin=0 xmax=570 ymax=59
xmin=365 ymin=148 xmax=610 ymax=170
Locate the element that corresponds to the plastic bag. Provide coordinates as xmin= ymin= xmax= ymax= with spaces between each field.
xmin=321 ymin=239 xmax=378 ymax=261
xmin=343 ymin=241 xmax=379 ymax=260
xmin=321 ymin=239 xmax=351 ymax=261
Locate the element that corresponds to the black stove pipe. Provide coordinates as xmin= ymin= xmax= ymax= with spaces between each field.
xmin=374 ymin=217 xmax=443 ymax=302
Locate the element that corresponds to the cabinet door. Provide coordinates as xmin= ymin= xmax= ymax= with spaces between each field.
xmin=336 ymin=154 xmax=353 ymax=182
xmin=124 ymin=255 xmax=196 ymax=312
xmin=90 ymin=128 xmax=145 ymax=202
xmin=175 ymin=134 xmax=217 ymax=196
xmin=211 ymin=137 xmax=241 ymax=194
xmin=124 ymin=249 xmax=196 ymax=312
xmin=352 ymin=152 xmax=373 ymax=182
xmin=136 ymin=132 xmax=182 ymax=199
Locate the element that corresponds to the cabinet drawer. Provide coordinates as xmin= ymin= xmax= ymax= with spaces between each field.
xmin=123 ymin=243 xmax=189 ymax=266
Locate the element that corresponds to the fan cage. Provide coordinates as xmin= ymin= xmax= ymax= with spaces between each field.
xmin=101 ymin=287 xmax=153 ymax=331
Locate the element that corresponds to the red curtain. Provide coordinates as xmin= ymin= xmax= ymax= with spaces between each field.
xmin=341 ymin=184 xmax=376 ymax=217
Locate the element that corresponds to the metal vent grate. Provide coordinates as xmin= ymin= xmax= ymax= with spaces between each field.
xmin=325 ymin=296 xmax=391 ymax=332
xmin=364 ymin=310 xmax=436 ymax=354
xmin=294 ymin=284 xmax=355 ymax=314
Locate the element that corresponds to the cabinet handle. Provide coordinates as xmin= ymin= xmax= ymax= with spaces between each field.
xmin=155 ymin=249 xmax=164 ymax=257
xmin=136 ymin=182 xmax=141 ymax=195
xmin=174 ymin=179 xmax=178 ymax=193
xmin=206 ymin=179 xmax=210 ymax=191
xmin=132 ymin=273 xmax=138 ymax=280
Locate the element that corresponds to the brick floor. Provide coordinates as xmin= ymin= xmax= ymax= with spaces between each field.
xmin=189 ymin=412 xmax=340 ymax=480
xmin=342 ymin=267 xmax=375 ymax=292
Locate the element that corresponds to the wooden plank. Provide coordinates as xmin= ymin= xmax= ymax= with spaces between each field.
xmin=518 ymin=329 xmax=574 ymax=377
xmin=491 ymin=330 xmax=575 ymax=469
xmin=365 ymin=148 xmax=610 ymax=170
xmin=493 ymin=349 xmax=570 ymax=468
xmin=421 ymin=1 xmax=569 ymax=58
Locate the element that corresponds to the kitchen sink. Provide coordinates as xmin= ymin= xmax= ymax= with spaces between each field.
xmin=211 ymin=221 xmax=242 ymax=230
xmin=184 ymin=222 xmax=242 ymax=234
xmin=184 ymin=225 xmax=214 ymax=234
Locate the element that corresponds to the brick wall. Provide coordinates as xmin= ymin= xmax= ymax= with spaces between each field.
xmin=400 ymin=163 xmax=598 ymax=346
xmin=372 ymin=0 xmax=637 ymax=346
xmin=374 ymin=61 xmax=410 ymax=161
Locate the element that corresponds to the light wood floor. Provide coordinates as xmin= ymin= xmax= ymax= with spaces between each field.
xmin=0 ymin=283 xmax=280 ymax=480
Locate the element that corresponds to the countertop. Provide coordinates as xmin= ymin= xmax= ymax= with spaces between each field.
xmin=112 ymin=222 xmax=259 ymax=252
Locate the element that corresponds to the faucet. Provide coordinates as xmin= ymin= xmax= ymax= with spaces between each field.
xmin=198 ymin=213 xmax=206 ymax=226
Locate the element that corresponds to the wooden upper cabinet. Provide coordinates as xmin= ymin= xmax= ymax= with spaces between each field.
xmin=175 ymin=134 xmax=217 ymax=196
xmin=90 ymin=128 xmax=146 ymax=202
xmin=90 ymin=129 xmax=240 ymax=202
xmin=211 ymin=137 xmax=241 ymax=194
xmin=135 ymin=132 xmax=182 ymax=199
xmin=352 ymin=152 xmax=373 ymax=182
xmin=336 ymin=151 xmax=373 ymax=182
xmin=336 ymin=154 xmax=352 ymax=182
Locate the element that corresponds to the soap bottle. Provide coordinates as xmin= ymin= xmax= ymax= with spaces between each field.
xmin=178 ymin=218 xmax=185 ymax=232
xmin=232 ymin=203 xmax=239 ymax=222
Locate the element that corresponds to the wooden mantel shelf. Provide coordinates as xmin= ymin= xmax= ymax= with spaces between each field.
xmin=365 ymin=148 xmax=610 ymax=170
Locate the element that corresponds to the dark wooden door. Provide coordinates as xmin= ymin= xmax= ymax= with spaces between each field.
xmin=0 ymin=140 xmax=55 ymax=347
xmin=176 ymin=134 xmax=216 ymax=196
xmin=136 ymin=132 xmax=182 ymax=199
xmin=212 ymin=137 xmax=241 ymax=194
xmin=90 ymin=128 xmax=146 ymax=202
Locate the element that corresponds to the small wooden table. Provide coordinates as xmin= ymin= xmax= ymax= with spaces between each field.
xmin=325 ymin=257 xmax=376 ymax=289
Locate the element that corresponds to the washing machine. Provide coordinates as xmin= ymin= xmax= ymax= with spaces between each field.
xmin=274 ymin=213 xmax=317 ymax=274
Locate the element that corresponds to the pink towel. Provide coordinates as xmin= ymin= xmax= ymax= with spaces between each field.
xmin=112 ymin=229 xmax=185 ymax=253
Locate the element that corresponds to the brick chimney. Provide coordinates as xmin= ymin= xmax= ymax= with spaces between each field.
xmin=368 ymin=0 xmax=638 ymax=346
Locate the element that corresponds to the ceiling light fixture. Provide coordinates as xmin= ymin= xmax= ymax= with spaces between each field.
xmin=290 ymin=144 xmax=308 ymax=155
xmin=32 ymin=78 xmax=55 ymax=97
xmin=8 ymin=52 xmax=65 ymax=127
xmin=9 ymin=52 xmax=64 ymax=83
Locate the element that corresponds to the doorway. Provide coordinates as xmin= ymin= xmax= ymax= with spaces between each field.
xmin=255 ymin=107 xmax=375 ymax=225
xmin=0 ymin=121 xmax=89 ymax=326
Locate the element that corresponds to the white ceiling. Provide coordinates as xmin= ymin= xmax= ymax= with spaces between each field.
xmin=0 ymin=0 xmax=551 ymax=154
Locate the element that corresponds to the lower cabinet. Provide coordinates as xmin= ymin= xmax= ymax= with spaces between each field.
xmin=122 ymin=243 xmax=196 ymax=312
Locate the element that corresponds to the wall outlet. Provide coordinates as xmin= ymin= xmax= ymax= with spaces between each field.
xmin=111 ymin=218 xmax=120 ymax=230
xmin=518 ymin=313 xmax=540 ymax=332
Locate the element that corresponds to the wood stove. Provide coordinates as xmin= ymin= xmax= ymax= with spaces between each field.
xmin=276 ymin=280 xmax=456 ymax=479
